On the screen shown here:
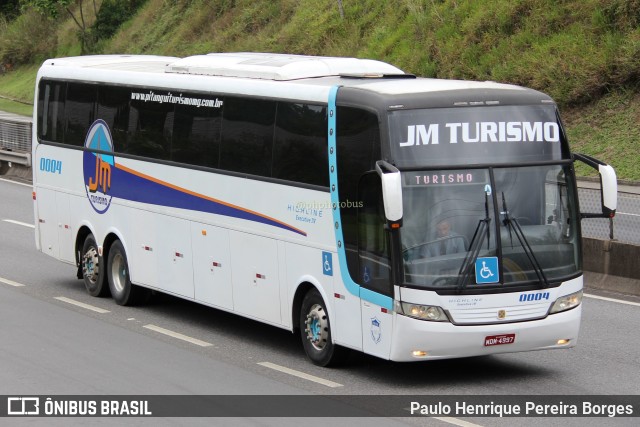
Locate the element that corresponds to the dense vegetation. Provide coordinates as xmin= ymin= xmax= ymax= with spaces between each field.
xmin=1 ymin=0 xmax=638 ymax=179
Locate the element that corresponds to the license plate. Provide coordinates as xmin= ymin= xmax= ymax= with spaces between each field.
xmin=484 ymin=334 xmax=515 ymax=347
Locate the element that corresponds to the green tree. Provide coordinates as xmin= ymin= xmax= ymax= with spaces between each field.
xmin=21 ymin=0 xmax=99 ymax=53
xmin=91 ymin=0 xmax=145 ymax=42
xmin=1 ymin=1 xmax=22 ymax=20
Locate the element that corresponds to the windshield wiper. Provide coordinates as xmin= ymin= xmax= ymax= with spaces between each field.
xmin=455 ymin=186 xmax=492 ymax=292
xmin=501 ymin=193 xmax=550 ymax=288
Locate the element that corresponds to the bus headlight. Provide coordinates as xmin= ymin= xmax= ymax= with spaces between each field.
xmin=398 ymin=302 xmax=449 ymax=322
xmin=549 ymin=290 xmax=583 ymax=314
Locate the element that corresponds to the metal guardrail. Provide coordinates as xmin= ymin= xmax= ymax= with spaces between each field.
xmin=0 ymin=111 xmax=32 ymax=166
xmin=578 ymin=182 xmax=640 ymax=246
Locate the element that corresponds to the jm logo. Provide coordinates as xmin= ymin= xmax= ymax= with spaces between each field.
xmin=7 ymin=397 xmax=40 ymax=415
xmin=399 ymin=124 xmax=439 ymax=147
xmin=83 ymin=120 xmax=115 ymax=214
xmin=88 ymin=155 xmax=111 ymax=194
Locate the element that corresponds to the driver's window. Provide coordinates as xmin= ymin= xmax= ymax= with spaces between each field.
xmin=401 ymin=169 xmax=498 ymax=287
xmin=545 ymin=168 xmax=570 ymax=239
xmin=357 ymin=173 xmax=392 ymax=296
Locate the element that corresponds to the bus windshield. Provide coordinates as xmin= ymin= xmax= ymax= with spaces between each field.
xmin=401 ymin=165 xmax=581 ymax=290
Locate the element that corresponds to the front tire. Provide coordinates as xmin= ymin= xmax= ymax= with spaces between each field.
xmin=81 ymin=234 xmax=109 ymax=297
xmin=299 ymin=288 xmax=348 ymax=366
xmin=107 ymin=240 xmax=147 ymax=306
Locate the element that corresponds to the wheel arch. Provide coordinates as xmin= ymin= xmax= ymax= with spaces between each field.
xmin=74 ymin=224 xmax=95 ymax=279
xmin=291 ymin=277 xmax=333 ymax=335
xmin=101 ymin=229 xmax=127 ymax=277
xmin=74 ymin=225 xmax=93 ymax=266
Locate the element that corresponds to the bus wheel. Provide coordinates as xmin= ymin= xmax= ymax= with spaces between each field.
xmin=107 ymin=240 xmax=146 ymax=306
xmin=299 ymin=288 xmax=348 ymax=366
xmin=81 ymin=234 xmax=109 ymax=297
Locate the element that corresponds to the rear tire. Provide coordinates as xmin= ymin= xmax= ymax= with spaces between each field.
xmin=299 ymin=288 xmax=349 ymax=366
xmin=81 ymin=234 xmax=109 ymax=297
xmin=107 ymin=240 xmax=148 ymax=306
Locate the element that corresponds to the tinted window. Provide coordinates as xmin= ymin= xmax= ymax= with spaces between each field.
xmin=172 ymin=99 xmax=222 ymax=168
xmin=128 ymin=92 xmax=175 ymax=159
xmin=65 ymin=83 xmax=96 ymax=146
xmin=273 ymin=103 xmax=327 ymax=186
xmin=38 ymin=80 xmax=66 ymax=143
xmin=336 ymin=107 xmax=381 ymax=280
xmin=97 ymin=86 xmax=130 ymax=152
xmin=38 ymin=81 xmax=335 ymax=188
xmin=220 ymin=97 xmax=276 ymax=177
xmin=358 ymin=172 xmax=392 ymax=295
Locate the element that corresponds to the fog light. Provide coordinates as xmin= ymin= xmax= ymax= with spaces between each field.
xmin=412 ymin=350 xmax=428 ymax=357
xmin=557 ymin=339 xmax=570 ymax=345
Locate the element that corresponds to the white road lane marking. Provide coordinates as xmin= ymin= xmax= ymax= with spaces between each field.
xmin=257 ymin=361 xmax=343 ymax=388
xmin=0 ymin=177 xmax=32 ymax=188
xmin=143 ymin=324 xmax=213 ymax=347
xmin=616 ymin=211 xmax=640 ymax=217
xmin=2 ymin=219 xmax=35 ymax=228
xmin=0 ymin=276 xmax=26 ymax=287
xmin=584 ymin=293 xmax=640 ymax=307
xmin=54 ymin=296 xmax=111 ymax=313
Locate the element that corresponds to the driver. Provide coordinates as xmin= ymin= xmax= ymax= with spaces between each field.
xmin=421 ymin=219 xmax=465 ymax=257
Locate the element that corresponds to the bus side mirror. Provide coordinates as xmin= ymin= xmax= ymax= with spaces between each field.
xmin=375 ymin=160 xmax=403 ymax=227
xmin=573 ymin=153 xmax=617 ymax=218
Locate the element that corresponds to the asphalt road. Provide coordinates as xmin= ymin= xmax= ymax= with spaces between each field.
xmin=1 ymin=177 xmax=639 ymax=426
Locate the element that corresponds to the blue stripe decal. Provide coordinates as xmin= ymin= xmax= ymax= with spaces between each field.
xmin=83 ymin=151 xmax=306 ymax=236
xmin=327 ymin=86 xmax=393 ymax=310
xmin=361 ymin=287 xmax=394 ymax=310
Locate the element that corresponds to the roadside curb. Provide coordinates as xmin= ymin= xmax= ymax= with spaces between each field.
xmin=584 ymin=271 xmax=640 ymax=298
xmin=0 ymin=163 xmax=31 ymax=183
xmin=582 ymin=237 xmax=640 ymax=280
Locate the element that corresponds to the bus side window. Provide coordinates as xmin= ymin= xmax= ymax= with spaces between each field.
xmin=273 ymin=103 xmax=327 ymax=187
xmin=38 ymin=80 xmax=66 ymax=144
xmin=65 ymin=83 xmax=97 ymax=147
xmin=97 ymin=86 xmax=131 ymax=153
xmin=357 ymin=172 xmax=392 ymax=296
xmin=336 ymin=106 xmax=381 ymax=284
xmin=220 ymin=97 xmax=276 ymax=177
xmin=172 ymin=98 xmax=222 ymax=168
xmin=128 ymin=95 xmax=174 ymax=160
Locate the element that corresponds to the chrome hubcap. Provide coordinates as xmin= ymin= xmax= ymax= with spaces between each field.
xmin=82 ymin=247 xmax=99 ymax=284
xmin=304 ymin=304 xmax=328 ymax=351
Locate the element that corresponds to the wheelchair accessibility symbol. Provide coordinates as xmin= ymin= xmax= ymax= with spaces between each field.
xmin=475 ymin=257 xmax=499 ymax=284
xmin=322 ymin=251 xmax=333 ymax=276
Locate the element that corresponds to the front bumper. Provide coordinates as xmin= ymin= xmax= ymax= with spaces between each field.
xmin=389 ymin=305 xmax=581 ymax=361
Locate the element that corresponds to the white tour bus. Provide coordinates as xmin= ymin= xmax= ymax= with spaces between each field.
xmin=32 ymin=53 xmax=617 ymax=366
